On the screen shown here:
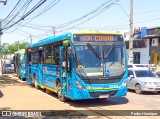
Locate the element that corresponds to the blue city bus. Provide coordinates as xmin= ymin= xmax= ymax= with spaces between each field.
xmin=25 ymin=31 xmax=128 ymax=101
xmin=14 ymin=49 xmax=26 ymax=81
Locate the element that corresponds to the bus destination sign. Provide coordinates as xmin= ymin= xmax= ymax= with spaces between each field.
xmin=73 ymin=34 xmax=123 ymax=42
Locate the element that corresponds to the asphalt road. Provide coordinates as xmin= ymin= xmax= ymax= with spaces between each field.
xmin=0 ymin=73 xmax=160 ymax=119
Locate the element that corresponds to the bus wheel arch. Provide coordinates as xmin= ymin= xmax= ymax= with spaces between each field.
xmin=56 ymin=78 xmax=67 ymax=102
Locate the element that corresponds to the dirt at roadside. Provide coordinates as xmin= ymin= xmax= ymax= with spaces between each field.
xmin=0 ymin=74 xmax=27 ymax=88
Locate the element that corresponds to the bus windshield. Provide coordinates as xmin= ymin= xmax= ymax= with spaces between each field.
xmin=75 ymin=43 xmax=125 ymax=77
xmin=20 ymin=54 xmax=25 ymax=67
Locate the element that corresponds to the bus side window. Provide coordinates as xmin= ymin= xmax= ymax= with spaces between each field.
xmin=31 ymin=48 xmax=39 ymax=64
xmin=44 ymin=45 xmax=52 ymax=64
xmin=53 ymin=47 xmax=60 ymax=65
xmin=27 ymin=49 xmax=32 ymax=64
xmin=39 ymin=47 xmax=44 ymax=64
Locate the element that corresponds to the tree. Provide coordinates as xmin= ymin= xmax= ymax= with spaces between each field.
xmin=0 ymin=42 xmax=29 ymax=55
xmin=0 ymin=42 xmax=29 ymax=58
xmin=0 ymin=43 xmax=9 ymax=54
xmin=8 ymin=42 xmax=29 ymax=54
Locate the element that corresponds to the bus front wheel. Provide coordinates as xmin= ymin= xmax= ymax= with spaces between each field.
xmin=57 ymin=82 xmax=67 ymax=102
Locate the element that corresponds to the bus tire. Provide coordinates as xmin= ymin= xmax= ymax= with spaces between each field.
xmin=22 ymin=78 xmax=26 ymax=81
xmin=57 ymin=82 xmax=67 ymax=102
xmin=20 ymin=77 xmax=25 ymax=81
xmin=34 ymin=74 xmax=40 ymax=89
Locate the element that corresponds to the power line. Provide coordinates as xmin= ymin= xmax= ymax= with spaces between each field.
xmin=134 ymin=8 xmax=160 ymax=15
xmin=2 ymin=0 xmax=33 ymax=27
xmin=2 ymin=0 xmax=62 ymax=33
xmin=2 ymin=0 xmax=47 ymax=30
xmin=3 ymin=0 xmax=118 ymax=35
xmin=51 ymin=1 xmax=121 ymax=33
xmin=53 ymin=0 xmax=119 ymax=28
xmin=2 ymin=0 xmax=22 ymax=22
xmin=25 ymin=0 xmax=60 ymax=20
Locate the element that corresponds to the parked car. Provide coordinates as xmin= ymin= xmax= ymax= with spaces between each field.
xmin=128 ymin=64 xmax=149 ymax=70
xmin=128 ymin=64 xmax=156 ymax=72
xmin=2 ymin=64 xmax=14 ymax=74
xmin=155 ymin=71 xmax=160 ymax=78
xmin=127 ymin=69 xmax=160 ymax=94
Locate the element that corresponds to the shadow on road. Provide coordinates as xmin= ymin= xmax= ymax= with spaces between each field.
xmin=0 ymin=90 xmax=3 ymax=98
xmin=0 ymin=74 xmax=26 ymax=88
xmin=67 ymin=97 xmax=128 ymax=108
xmin=42 ymin=88 xmax=129 ymax=108
xmin=30 ymin=81 xmax=129 ymax=108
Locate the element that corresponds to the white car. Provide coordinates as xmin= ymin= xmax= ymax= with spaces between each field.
xmin=128 ymin=64 xmax=149 ymax=70
xmin=128 ymin=64 xmax=156 ymax=71
xmin=127 ymin=69 xmax=160 ymax=94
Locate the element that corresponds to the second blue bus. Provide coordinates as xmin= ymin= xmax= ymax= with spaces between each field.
xmin=14 ymin=49 xmax=26 ymax=81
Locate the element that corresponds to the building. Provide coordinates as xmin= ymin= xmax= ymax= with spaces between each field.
xmin=124 ymin=27 xmax=160 ymax=66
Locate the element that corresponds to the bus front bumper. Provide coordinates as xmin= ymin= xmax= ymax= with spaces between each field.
xmin=68 ymin=86 xmax=127 ymax=100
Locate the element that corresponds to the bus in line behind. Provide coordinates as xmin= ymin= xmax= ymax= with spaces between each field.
xmin=14 ymin=49 xmax=26 ymax=81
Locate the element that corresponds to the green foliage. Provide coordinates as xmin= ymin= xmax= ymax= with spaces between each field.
xmin=0 ymin=42 xmax=29 ymax=55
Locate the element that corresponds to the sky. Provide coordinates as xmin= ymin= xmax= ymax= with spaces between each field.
xmin=0 ymin=0 xmax=160 ymax=45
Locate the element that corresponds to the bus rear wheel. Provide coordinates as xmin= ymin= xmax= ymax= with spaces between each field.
xmin=21 ymin=77 xmax=26 ymax=81
xmin=33 ymin=75 xmax=40 ymax=89
xmin=57 ymin=82 xmax=67 ymax=102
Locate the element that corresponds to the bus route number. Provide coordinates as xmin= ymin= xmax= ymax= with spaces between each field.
xmin=83 ymin=35 xmax=113 ymax=41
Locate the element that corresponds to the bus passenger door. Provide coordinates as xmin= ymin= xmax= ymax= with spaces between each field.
xmin=26 ymin=49 xmax=32 ymax=83
xmin=60 ymin=45 xmax=71 ymax=97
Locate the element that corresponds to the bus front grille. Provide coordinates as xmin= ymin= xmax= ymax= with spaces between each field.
xmin=83 ymin=79 xmax=121 ymax=84
xmin=89 ymin=90 xmax=117 ymax=97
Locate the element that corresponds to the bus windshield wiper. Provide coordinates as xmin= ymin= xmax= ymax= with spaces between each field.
xmin=87 ymin=43 xmax=101 ymax=59
xmin=104 ymin=43 xmax=114 ymax=58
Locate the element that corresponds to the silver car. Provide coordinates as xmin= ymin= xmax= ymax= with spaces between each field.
xmin=128 ymin=69 xmax=160 ymax=94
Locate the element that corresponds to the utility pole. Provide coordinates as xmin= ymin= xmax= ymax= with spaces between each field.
xmin=30 ymin=34 xmax=32 ymax=45
xmin=0 ymin=19 xmax=3 ymax=47
xmin=0 ymin=0 xmax=7 ymax=45
xmin=0 ymin=35 xmax=1 ymax=47
xmin=129 ymin=0 xmax=133 ymax=64
xmin=0 ymin=0 xmax=7 ymax=57
xmin=52 ymin=27 xmax=56 ymax=36
xmin=0 ymin=0 xmax=7 ymax=5
xmin=17 ymin=40 xmax=19 ymax=50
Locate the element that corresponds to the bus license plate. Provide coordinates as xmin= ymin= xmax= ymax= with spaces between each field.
xmin=99 ymin=94 xmax=109 ymax=98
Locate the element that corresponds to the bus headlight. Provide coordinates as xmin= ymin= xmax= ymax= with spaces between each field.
xmin=74 ymin=80 xmax=84 ymax=89
xmin=120 ymin=79 xmax=127 ymax=88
